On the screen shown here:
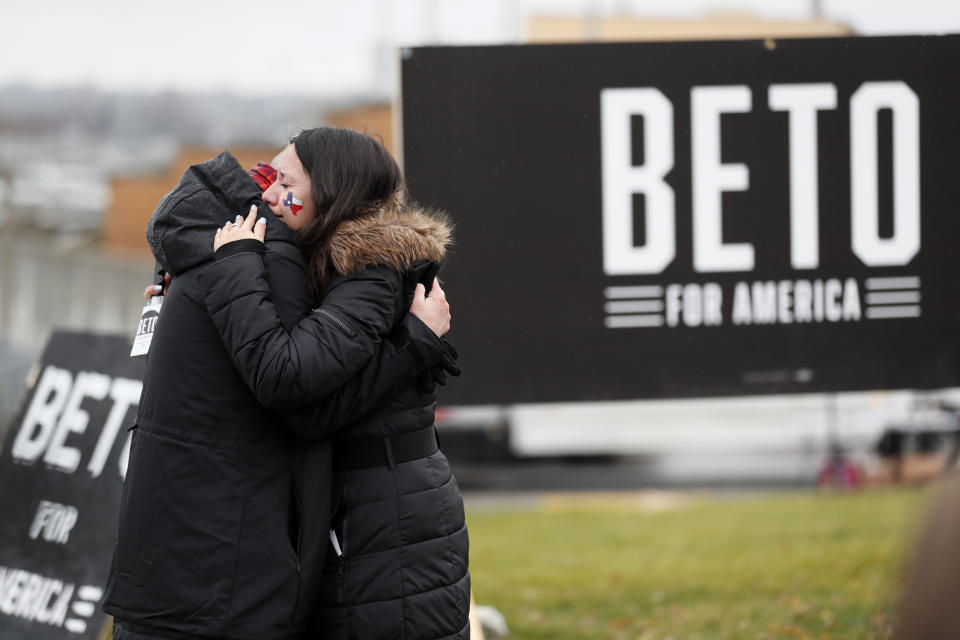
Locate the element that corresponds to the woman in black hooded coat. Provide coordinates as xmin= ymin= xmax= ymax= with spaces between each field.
xmin=205 ymin=128 xmax=470 ymax=639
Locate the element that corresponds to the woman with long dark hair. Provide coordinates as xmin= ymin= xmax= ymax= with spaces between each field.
xmin=208 ymin=127 xmax=470 ymax=639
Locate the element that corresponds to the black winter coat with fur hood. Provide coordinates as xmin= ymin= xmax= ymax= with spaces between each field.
xmin=102 ymin=152 xmax=448 ymax=640
xmin=198 ymin=206 xmax=470 ymax=640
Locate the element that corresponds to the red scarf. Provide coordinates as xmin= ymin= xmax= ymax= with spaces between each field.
xmin=248 ymin=161 xmax=277 ymax=193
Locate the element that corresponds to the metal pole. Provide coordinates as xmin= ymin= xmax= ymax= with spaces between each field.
xmin=584 ymin=0 xmax=603 ymax=42
xmin=811 ymin=0 xmax=824 ymax=21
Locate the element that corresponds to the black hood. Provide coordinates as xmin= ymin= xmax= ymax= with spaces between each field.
xmin=146 ymin=151 xmax=297 ymax=275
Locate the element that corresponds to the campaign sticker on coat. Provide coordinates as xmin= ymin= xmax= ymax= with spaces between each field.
xmin=129 ymin=296 xmax=162 ymax=358
xmin=401 ymin=35 xmax=960 ymax=405
xmin=0 ymin=331 xmax=143 ymax=639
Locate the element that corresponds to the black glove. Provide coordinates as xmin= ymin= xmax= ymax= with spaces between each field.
xmin=419 ymin=335 xmax=461 ymax=393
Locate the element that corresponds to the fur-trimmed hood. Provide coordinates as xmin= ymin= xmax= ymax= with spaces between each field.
xmin=328 ymin=205 xmax=452 ymax=275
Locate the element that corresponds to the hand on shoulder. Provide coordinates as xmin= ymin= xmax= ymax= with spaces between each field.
xmin=214 ymin=205 xmax=266 ymax=252
xmin=410 ymin=277 xmax=451 ymax=337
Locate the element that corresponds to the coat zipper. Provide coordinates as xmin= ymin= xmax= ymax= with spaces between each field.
xmin=291 ymin=474 xmax=303 ymax=574
xmin=289 ymin=565 xmax=302 ymax=634
xmin=315 ymin=308 xmax=356 ymax=337
xmin=336 ymin=555 xmax=345 ymax=604
xmin=288 ymin=474 xmax=304 ymax=634
xmin=330 ymin=483 xmax=349 ymax=604
xmin=336 ymin=515 xmax=348 ymax=603
xmin=296 ymin=527 xmax=302 ymax=574
xmin=329 ymin=529 xmax=345 ymax=602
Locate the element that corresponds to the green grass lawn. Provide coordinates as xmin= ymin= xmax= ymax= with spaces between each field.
xmin=466 ymin=488 xmax=932 ymax=639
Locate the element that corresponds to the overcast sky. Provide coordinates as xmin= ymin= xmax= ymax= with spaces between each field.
xmin=1 ymin=0 xmax=958 ymax=97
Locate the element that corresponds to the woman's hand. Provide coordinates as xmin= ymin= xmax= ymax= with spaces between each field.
xmin=410 ymin=278 xmax=451 ymax=336
xmin=214 ymin=205 xmax=266 ymax=251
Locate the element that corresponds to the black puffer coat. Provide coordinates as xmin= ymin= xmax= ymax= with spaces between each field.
xmin=102 ymin=153 xmax=446 ymax=640
xmin=198 ymin=207 xmax=470 ymax=640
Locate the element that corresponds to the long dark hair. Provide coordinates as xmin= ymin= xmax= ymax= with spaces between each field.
xmin=292 ymin=127 xmax=405 ymax=299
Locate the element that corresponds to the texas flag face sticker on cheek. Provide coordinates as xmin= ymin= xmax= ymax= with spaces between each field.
xmin=282 ymin=191 xmax=304 ymax=215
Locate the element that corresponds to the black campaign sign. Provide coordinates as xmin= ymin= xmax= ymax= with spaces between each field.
xmin=0 ymin=332 xmax=143 ymax=639
xmin=401 ymin=35 xmax=960 ymax=405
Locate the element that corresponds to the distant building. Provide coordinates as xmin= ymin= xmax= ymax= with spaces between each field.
xmin=526 ymin=13 xmax=852 ymax=42
xmin=102 ymin=146 xmax=281 ymax=254
xmin=326 ymin=103 xmax=395 ymax=155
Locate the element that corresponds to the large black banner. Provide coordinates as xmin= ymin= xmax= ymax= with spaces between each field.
xmin=0 ymin=332 xmax=143 ymax=639
xmin=401 ymin=35 xmax=960 ymax=405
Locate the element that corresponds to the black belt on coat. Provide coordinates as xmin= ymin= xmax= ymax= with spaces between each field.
xmin=333 ymin=425 xmax=439 ymax=470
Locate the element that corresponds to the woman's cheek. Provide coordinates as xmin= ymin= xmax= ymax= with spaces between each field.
xmin=282 ymin=191 xmax=305 ymax=216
